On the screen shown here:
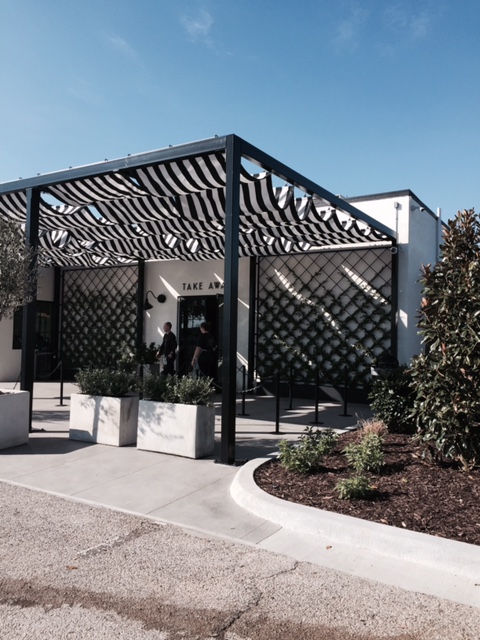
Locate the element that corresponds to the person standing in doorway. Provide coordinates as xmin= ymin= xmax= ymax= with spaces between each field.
xmin=191 ymin=322 xmax=216 ymax=378
xmin=158 ymin=322 xmax=177 ymax=375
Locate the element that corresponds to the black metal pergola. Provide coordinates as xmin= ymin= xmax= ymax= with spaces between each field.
xmin=0 ymin=134 xmax=396 ymax=464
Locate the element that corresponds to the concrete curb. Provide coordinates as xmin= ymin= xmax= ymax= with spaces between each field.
xmin=230 ymin=458 xmax=480 ymax=581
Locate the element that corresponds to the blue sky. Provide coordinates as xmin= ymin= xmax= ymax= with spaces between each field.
xmin=0 ymin=0 xmax=478 ymax=221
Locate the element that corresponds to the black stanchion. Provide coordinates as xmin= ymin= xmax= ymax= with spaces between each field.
xmin=59 ymin=361 xmax=64 ymax=407
xmin=273 ymin=373 xmax=281 ymax=434
xmin=138 ymin=364 xmax=144 ymax=400
xmin=288 ymin=366 xmax=293 ymax=410
xmin=310 ymin=368 xmax=324 ymax=425
xmin=237 ymin=365 xmax=249 ymax=416
xmin=339 ymin=365 xmax=352 ymax=417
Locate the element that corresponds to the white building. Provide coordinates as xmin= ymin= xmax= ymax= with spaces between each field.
xmin=0 ymin=193 xmax=441 ymax=386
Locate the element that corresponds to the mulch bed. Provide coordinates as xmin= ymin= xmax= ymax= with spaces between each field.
xmin=254 ymin=431 xmax=480 ymax=546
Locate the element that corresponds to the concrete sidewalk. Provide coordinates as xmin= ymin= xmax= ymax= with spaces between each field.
xmin=1 ymin=381 xmax=479 ymax=610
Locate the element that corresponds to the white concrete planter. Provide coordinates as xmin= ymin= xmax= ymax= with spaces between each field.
xmin=69 ymin=393 xmax=139 ymax=447
xmin=0 ymin=389 xmax=29 ymax=449
xmin=137 ymin=400 xmax=215 ymax=459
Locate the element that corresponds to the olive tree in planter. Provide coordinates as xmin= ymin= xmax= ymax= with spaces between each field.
xmin=69 ymin=369 xmax=139 ymax=446
xmin=137 ymin=375 xmax=216 ymax=459
xmin=0 ymin=217 xmax=38 ymax=449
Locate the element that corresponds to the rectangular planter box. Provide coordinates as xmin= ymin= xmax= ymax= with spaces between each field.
xmin=69 ymin=393 xmax=139 ymax=446
xmin=137 ymin=400 xmax=215 ymax=459
xmin=0 ymin=389 xmax=30 ymax=449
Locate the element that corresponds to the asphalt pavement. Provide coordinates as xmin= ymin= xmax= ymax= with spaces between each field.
xmin=1 ymin=381 xmax=480 ymax=639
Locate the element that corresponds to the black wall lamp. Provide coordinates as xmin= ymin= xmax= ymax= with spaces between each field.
xmin=143 ymin=290 xmax=167 ymax=310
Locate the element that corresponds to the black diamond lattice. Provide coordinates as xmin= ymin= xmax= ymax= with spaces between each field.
xmin=61 ymin=265 xmax=139 ymax=374
xmin=256 ymin=248 xmax=392 ymax=387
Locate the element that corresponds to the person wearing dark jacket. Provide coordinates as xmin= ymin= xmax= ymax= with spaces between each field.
xmin=191 ymin=322 xmax=216 ymax=378
xmin=158 ymin=322 xmax=177 ymax=375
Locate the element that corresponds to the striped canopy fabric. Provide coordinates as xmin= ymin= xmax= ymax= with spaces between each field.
xmin=0 ymin=142 xmax=393 ymax=267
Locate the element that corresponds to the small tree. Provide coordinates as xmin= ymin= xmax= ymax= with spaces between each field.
xmin=0 ymin=217 xmax=38 ymax=320
xmin=409 ymin=209 xmax=480 ymax=470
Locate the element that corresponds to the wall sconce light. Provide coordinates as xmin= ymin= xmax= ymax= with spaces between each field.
xmin=143 ymin=290 xmax=167 ymax=310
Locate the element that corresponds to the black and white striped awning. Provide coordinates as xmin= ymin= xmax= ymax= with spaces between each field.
xmin=0 ymin=136 xmax=395 ymax=267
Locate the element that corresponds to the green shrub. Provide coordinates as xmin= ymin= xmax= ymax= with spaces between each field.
xmin=410 ymin=209 xmax=480 ymax=470
xmin=75 ymin=368 xmax=137 ymax=397
xmin=360 ymin=418 xmax=387 ymax=437
xmin=343 ymin=432 xmax=385 ymax=474
xmin=369 ymin=366 xmax=416 ymax=433
xmin=117 ymin=345 xmax=138 ymax=374
xmin=278 ymin=427 xmax=337 ymax=474
xmin=336 ymin=474 xmax=372 ymax=500
xmin=410 ymin=352 xmax=480 ymax=469
xmin=136 ymin=342 xmax=162 ymax=365
xmin=118 ymin=341 xmax=161 ymax=372
xmin=141 ymin=374 xmax=215 ymax=405
xmin=142 ymin=374 xmax=178 ymax=402
xmin=175 ymin=375 xmax=215 ymax=406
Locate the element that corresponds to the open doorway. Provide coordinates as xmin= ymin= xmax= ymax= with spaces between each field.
xmin=177 ymin=295 xmax=224 ymax=383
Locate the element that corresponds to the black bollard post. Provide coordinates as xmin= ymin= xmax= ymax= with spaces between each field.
xmin=288 ymin=366 xmax=293 ymax=410
xmin=339 ymin=365 xmax=352 ymax=417
xmin=238 ymin=365 xmax=249 ymax=416
xmin=59 ymin=360 xmax=64 ymax=407
xmin=310 ymin=367 xmax=324 ymax=424
xmin=274 ymin=373 xmax=281 ymax=434
xmin=241 ymin=365 xmax=246 ymax=414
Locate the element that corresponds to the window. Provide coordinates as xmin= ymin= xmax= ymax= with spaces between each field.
xmin=12 ymin=301 xmax=54 ymax=352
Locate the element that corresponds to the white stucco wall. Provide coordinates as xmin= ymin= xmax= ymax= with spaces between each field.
xmin=350 ymin=194 xmax=441 ymax=364
xmin=143 ymin=257 xmax=251 ymax=383
xmin=0 ymin=316 xmax=19 ymax=382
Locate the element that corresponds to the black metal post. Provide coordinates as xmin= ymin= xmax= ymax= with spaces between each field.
xmin=52 ymin=265 xmax=61 ymax=391
xmin=339 ymin=365 xmax=352 ymax=417
xmin=247 ymin=256 xmax=257 ymax=392
xmin=288 ymin=366 xmax=293 ymax=410
xmin=137 ymin=260 xmax=145 ymax=350
xmin=59 ymin=360 xmax=64 ymax=406
xmin=274 ymin=373 xmax=280 ymax=434
xmin=220 ymin=135 xmax=241 ymax=464
xmin=21 ymin=188 xmax=40 ymax=431
xmin=310 ymin=368 xmax=323 ymax=425
xmin=238 ymin=365 xmax=249 ymax=416
xmin=58 ymin=268 xmax=66 ymax=407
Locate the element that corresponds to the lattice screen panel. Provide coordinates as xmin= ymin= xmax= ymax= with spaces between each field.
xmin=61 ymin=265 xmax=139 ymax=374
xmin=256 ymin=249 xmax=392 ymax=388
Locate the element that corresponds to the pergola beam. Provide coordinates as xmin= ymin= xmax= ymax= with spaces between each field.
xmin=0 ymin=136 xmax=229 ymax=195
xmin=0 ymin=134 xmax=397 ymax=460
xmin=240 ymin=138 xmax=396 ymax=241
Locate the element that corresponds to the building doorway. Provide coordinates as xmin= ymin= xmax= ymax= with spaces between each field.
xmin=177 ymin=295 xmax=224 ymax=382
